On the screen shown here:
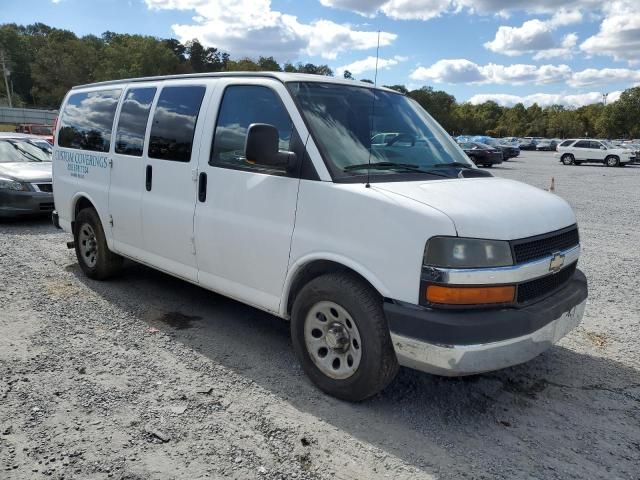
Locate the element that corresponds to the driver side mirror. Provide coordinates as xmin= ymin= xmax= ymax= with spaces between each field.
xmin=600 ymin=146 xmax=606 ymax=150
xmin=245 ymin=123 xmax=298 ymax=173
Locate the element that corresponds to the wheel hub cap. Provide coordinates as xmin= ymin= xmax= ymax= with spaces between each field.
xmin=304 ymin=301 xmax=362 ymax=380
xmin=325 ymin=323 xmax=350 ymax=352
xmin=78 ymin=224 xmax=98 ymax=268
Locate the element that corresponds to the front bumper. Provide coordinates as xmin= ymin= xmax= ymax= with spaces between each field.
xmin=386 ymin=269 xmax=587 ymax=376
xmin=0 ymin=189 xmax=54 ymax=218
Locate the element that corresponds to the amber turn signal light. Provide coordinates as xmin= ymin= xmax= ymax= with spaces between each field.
xmin=426 ymin=285 xmax=515 ymax=305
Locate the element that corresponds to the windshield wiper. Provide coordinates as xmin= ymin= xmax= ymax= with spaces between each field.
xmin=344 ymin=162 xmax=454 ymax=178
xmin=344 ymin=162 xmax=422 ymax=172
xmin=430 ymin=162 xmax=475 ymax=169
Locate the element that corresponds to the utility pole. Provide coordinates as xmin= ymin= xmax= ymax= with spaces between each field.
xmin=0 ymin=50 xmax=12 ymax=108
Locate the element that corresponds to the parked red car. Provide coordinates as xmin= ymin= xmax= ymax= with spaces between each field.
xmin=15 ymin=124 xmax=54 ymax=144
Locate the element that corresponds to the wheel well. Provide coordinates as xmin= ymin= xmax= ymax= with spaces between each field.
xmin=286 ymin=260 xmax=379 ymax=316
xmin=74 ymin=196 xmax=96 ymax=220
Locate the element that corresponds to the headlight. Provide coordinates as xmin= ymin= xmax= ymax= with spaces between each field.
xmin=0 ymin=177 xmax=27 ymax=191
xmin=424 ymin=237 xmax=513 ymax=268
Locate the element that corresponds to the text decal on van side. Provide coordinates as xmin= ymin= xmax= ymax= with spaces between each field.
xmin=55 ymin=150 xmax=109 ymax=179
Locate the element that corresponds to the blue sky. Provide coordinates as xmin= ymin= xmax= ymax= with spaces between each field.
xmin=2 ymin=0 xmax=639 ymax=107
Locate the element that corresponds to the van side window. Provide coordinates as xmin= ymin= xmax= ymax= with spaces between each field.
xmin=148 ymin=86 xmax=206 ymax=162
xmin=560 ymin=140 xmax=574 ymax=147
xmin=574 ymin=140 xmax=590 ymax=148
xmin=58 ymin=89 xmax=122 ymax=152
xmin=211 ymin=85 xmax=293 ymax=174
xmin=115 ymin=87 xmax=157 ymax=157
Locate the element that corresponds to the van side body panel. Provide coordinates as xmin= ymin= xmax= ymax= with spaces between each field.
xmin=284 ymin=180 xmax=458 ymax=313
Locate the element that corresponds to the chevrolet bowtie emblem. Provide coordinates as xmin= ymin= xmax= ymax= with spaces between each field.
xmin=549 ymin=252 xmax=565 ymax=272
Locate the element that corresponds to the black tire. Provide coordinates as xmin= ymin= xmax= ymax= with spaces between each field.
xmin=74 ymin=208 xmax=123 ymax=280
xmin=561 ymin=154 xmax=575 ymax=165
xmin=605 ymin=155 xmax=620 ymax=167
xmin=290 ymin=273 xmax=399 ymax=402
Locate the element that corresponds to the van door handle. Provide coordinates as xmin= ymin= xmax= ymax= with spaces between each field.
xmin=198 ymin=172 xmax=207 ymax=202
xmin=145 ymin=165 xmax=152 ymax=191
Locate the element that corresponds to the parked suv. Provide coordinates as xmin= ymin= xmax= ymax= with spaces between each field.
xmin=556 ymin=139 xmax=634 ymax=167
xmin=52 ymin=73 xmax=587 ymax=401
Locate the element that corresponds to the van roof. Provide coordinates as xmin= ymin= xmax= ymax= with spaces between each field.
xmin=72 ymin=71 xmax=399 ymax=93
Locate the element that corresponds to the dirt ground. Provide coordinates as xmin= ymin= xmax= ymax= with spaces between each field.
xmin=1 ymin=151 xmax=639 ymax=479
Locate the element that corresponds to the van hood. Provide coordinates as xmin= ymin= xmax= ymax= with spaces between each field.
xmin=0 ymin=162 xmax=52 ymax=182
xmin=374 ymin=177 xmax=576 ymax=240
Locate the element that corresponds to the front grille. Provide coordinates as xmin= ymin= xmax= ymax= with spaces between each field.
xmin=36 ymin=183 xmax=53 ymax=193
xmin=517 ymin=262 xmax=577 ymax=303
xmin=39 ymin=202 xmax=54 ymax=211
xmin=511 ymin=226 xmax=579 ymax=264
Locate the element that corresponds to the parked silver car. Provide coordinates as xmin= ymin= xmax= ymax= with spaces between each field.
xmin=0 ymin=136 xmax=53 ymax=218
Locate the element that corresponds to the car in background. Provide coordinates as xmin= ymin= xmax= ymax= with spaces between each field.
xmin=471 ymin=136 xmax=520 ymax=160
xmin=15 ymin=124 xmax=54 ymax=144
xmin=518 ymin=138 xmax=537 ymax=150
xmin=0 ymin=136 xmax=53 ymax=219
xmin=617 ymin=142 xmax=640 ymax=163
xmin=458 ymin=141 xmax=503 ymax=167
xmin=536 ymin=139 xmax=557 ymax=151
xmin=556 ymin=139 xmax=635 ymax=167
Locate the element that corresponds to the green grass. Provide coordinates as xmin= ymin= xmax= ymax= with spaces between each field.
xmin=0 ymin=124 xmax=17 ymax=132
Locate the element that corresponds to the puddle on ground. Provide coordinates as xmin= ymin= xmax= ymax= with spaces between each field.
xmin=157 ymin=311 xmax=202 ymax=330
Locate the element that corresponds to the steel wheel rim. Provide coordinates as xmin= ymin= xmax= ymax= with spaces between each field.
xmin=606 ymin=157 xmax=616 ymax=167
xmin=78 ymin=224 xmax=98 ymax=268
xmin=304 ymin=301 xmax=362 ymax=380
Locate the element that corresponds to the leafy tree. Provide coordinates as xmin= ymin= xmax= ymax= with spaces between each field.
xmin=258 ymin=56 xmax=281 ymax=71
xmin=383 ymin=84 xmax=408 ymax=94
xmin=343 ymin=70 xmax=353 ymax=80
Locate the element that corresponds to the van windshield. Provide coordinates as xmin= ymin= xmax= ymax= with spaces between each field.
xmin=288 ymin=82 xmax=473 ymax=182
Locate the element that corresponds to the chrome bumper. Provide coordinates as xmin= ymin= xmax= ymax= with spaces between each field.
xmin=391 ymin=298 xmax=586 ymax=376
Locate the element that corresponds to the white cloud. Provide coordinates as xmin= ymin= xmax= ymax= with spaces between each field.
xmin=380 ymin=0 xmax=457 ymax=21
xmin=569 ymin=68 xmax=640 ymax=87
xmin=145 ymin=0 xmax=396 ymax=61
xmin=411 ymin=59 xmax=640 ymax=89
xmin=336 ymin=55 xmax=407 ymax=75
xmin=410 ymin=59 xmax=485 ymax=83
xmin=319 ymin=0 xmax=387 ymax=16
xmin=319 ymin=0 xmax=600 ymax=20
xmin=484 ymin=9 xmax=582 ymax=59
xmin=580 ymin=1 xmax=640 ymax=64
xmin=467 ymin=90 xmax=622 ymax=108
xmin=410 ymin=59 xmax=572 ymax=85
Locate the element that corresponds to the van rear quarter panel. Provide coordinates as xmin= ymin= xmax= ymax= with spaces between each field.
xmin=53 ymin=86 xmax=122 ymax=237
xmin=287 ymin=180 xmax=457 ymax=309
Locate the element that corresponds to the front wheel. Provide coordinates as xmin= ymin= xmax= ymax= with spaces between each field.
xmin=605 ymin=155 xmax=620 ymax=167
xmin=74 ymin=208 xmax=123 ymax=280
xmin=290 ymin=273 xmax=399 ymax=402
xmin=561 ymin=154 xmax=575 ymax=165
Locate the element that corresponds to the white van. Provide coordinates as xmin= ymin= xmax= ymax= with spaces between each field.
xmin=52 ymin=73 xmax=587 ymax=401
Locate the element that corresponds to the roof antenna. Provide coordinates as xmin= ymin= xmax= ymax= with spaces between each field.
xmin=366 ymin=30 xmax=381 ymax=189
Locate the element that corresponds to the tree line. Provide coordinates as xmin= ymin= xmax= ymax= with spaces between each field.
xmin=1 ymin=22 xmax=638 ymax=139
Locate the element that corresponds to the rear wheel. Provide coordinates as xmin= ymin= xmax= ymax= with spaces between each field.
xmin=290 ymin=273 xmax=398 ymax=402
xmin=605 ymin=155 xmax=620 ymax=167
xmin=561 ymin=154 xmax=575 ymax=165
xmin=74 ymin=208 xmax=123 ymax=280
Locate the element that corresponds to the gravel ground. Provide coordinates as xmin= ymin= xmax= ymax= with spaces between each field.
xmin=1 ymin=151 xmax=639 ymax=479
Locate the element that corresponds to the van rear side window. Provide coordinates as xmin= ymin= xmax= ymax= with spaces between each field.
xmin=115 ymin=87 xmax=157 ymax=157
xmin=148 ymin=86 xmax=206 ymax=162
xmin=58 ymin=90 xmax=122 ymax=152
